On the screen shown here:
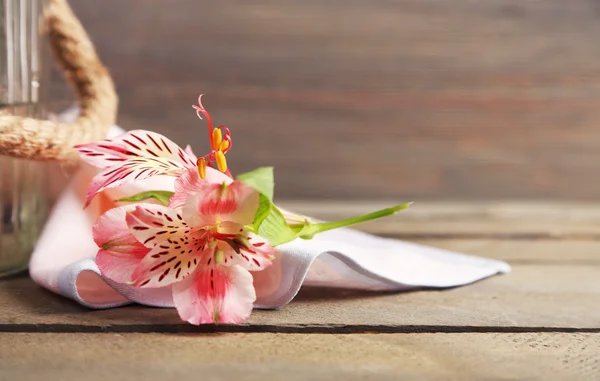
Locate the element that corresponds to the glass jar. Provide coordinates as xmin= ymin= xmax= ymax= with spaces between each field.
xmin=0 ymin=0 xmax=50 ymax=277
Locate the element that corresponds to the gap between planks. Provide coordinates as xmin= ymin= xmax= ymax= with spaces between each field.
xmin=0 ymin=323 xmax=600 ymax=334
xmin=383 ymin=232 xmax=600 ymax=240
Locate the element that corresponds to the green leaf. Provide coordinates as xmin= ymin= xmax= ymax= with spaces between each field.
xmin=238 ymin=166 xmax=410 ymax=246
xmin=253 ymin=194 xmax=297 ymax=246
xmin=237 ymin=167 xmax=274 ymax=200
xmin=116 ymin=190 xmax=174 ymax=206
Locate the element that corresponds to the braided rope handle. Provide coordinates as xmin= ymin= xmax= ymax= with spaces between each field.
xmin=0 ymin=0 xmax=117 ymax=161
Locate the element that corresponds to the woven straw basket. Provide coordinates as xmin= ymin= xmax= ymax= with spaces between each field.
xmin=0 ymin=0 xmax=117 ymax=163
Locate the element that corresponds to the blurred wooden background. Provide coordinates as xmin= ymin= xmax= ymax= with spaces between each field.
xmin=53 ymin=0 xmax=600 ymax=201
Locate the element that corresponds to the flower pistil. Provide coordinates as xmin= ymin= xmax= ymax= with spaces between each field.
xmin=193 ymin=95 xmax=232 ymax=179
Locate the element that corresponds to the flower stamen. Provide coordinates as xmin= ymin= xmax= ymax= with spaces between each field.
xmin=215 ymin=150 xmax=227 ymax=173
xmin=224 ymin=238 xmax=241 ymax=253
xmin=192 ymin=95 xmax=232 ymax=177
xmin=235 ymin=235 xmax=251 ymax=250
xmin=197 ymin=158 xmax=207 ymax=180
xmin=214 ymin=249 xmax=225 ymax=265
xmin=212 ymin=128 xmax=223 ymax=150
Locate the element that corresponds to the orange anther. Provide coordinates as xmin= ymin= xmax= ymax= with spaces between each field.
xmin=197 ymin=157 xmax=207 ymax=179
xmin=215 ymin=150 xmax=227 ymax=173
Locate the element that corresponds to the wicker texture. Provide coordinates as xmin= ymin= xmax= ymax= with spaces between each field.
xmin=0 ymin=0 xmax=117 ymax=161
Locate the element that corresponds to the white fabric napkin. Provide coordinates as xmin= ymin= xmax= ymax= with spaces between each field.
xmin=28 ymin=123 xmax=510 ymax=311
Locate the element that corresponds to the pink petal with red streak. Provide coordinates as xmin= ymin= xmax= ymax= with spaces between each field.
xmin=182 ymin=181 xmax=259 ymax=228
xmin=170 ymin=166 xmax=233 ymax=209
xmin=183 ymin=145 xmax=198 ymax=162
xmin=92 ymin=205 xmax=151 ymax=283
xmin=75 ymin=130 xmax=196 ymax=169
xmin=218 ymin=233 xmax=275 ymax=271
xmin=84 ymin=160 xmax=184 ymax=207
xmin=172 ymin=264 xmax=256 ymax=325
xmin=130 ymin=239 xmax=213 ymax=288
xmin=125 ymin=204 xmax=190 ymax=248
xmin=77 ymin=130 xmax=197 ymax=206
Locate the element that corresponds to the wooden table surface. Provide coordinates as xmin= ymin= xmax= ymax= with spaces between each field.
xmin=1 ymin=201 xmax=599 ymax=380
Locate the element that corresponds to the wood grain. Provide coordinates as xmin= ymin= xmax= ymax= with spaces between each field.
xmin=2 ymin=262 xmax=599 ymax=329
xmin=48 ymin=0 xmax=600 ymax=200
xmin=1 ymin=201 xmax=598 ymax=380
xmin=1 ymin=332 xmax=598 ymax=381
xmin=279 ymin=201 xmax=600 ymax=236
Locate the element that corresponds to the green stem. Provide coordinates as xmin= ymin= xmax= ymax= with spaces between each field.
xmin=291 ymin=202 xmax=412 ymax=239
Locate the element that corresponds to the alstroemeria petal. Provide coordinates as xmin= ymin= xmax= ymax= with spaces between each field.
xmin=184 ymin=145 xmax=198 ymax=162
xmin=172 ymin=264 xmax=256 ymax=325
xmin=85 ymin=159 xmax=188 ymax=207
xmin=215 ymin=221 xmax=245 ymax=235
xmin=218 ymin=233 xmax=274 ymax=271
xmin=170 ymin=166 xmax=233 ymax=209
xmin=130 ymin=239 xmax=212 ymax=288
xmin=125 ymin=204 xmax=190 ymax=247
xmin=92 ymin=205 xmax=151 ymax=283
xmin=75 ymin=130 xmax=196 ymax=169
xmin=182 ymin=181 xmax=259 ymax=228
xmin=77 ymin=130 xmax=197 ymax=206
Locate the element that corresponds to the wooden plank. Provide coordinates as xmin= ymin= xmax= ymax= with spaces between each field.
xmin=48 ymin=0 xmax=600 ymax=200
xmin=1 ymin=332 xmax=598 ymax=380
xmin=412 ymin=239 xmax=600 ymax=265
xmin=1 ymin=262 xmax=599 ymax=329
xmin=279 ymin=201 xmax=600 ymax=236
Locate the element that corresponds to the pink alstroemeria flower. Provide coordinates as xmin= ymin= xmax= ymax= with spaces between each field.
xmin=75 ymin=95 xmax=232 ymax=207
xmin=94 ymin=180 xmax=275 ymax=325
